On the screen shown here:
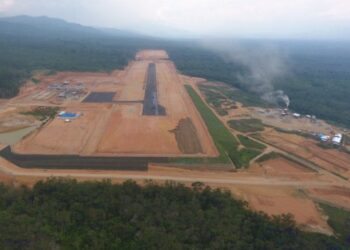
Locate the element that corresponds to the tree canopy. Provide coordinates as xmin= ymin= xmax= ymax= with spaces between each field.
xmin=0 ymin=179 xmax=346 ymax=249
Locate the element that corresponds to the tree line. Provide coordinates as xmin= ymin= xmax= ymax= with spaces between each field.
xmin=0 ymin=179 xmax=346 ymax=249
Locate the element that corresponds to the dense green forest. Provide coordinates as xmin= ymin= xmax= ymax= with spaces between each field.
xmin=0 ymin=179 xmax=346 ymax=249
xmin=167 ymin=41 xmax=350 ymax=128
xmin=273 ymin=41 xmax=350 ymax=127
xmin=0 ymin=16 xmax=142 ymax=97
xmin=1 ymin=16 xmax=350 ymax=127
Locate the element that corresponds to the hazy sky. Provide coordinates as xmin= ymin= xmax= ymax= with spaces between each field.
xmin=0 ymin=0 xmax=349 ymax=39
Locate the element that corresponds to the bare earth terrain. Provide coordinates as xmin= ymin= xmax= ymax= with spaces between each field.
xmin=0 ymin=50 xmax=349 ymax=235
xmin=259 ymin=128 xmax=350 ymax=179
xmin=12 ymin=51 xmax=217 ymax=157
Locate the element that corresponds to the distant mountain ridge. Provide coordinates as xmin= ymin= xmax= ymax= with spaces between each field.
xmin=0 ymin=15 xmax=143 ymax=39
xmin=1 ymin=15 xmax=93 ymax=30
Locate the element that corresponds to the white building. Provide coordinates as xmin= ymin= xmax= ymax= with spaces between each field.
xmin=332 ymin=134 xmax=343 ymax=145
xmin=293 ymin=113 xmax=301 ymax=118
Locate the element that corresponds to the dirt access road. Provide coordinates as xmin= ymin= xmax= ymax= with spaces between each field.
xmin=0 ymin=156 xmax=345 ymax=188
xmin=1 ymin=155 xmax=348 ymax=235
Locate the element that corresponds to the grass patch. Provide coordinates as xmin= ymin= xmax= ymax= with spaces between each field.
xmin=198 ymin=85 xmax=230 ymax=116
xmin=185 ymin=85 xmax=238 ymax=164
xmin=237 ymin=135 xmax=266 ymax=151
xmin=256 ymin=152 xmax=281 ymax=163
xmin=238 ymin=148 xmax=262 ymax=166
xmin=199 ymin=84 xmax=270 ymax=108
xmin=215 ymin=108 xmax=229 ymax=116
xmin=319 ymin=203 xmax=350 ymax=245
xmin=225 ymin=89 xmax=270 ymax=107
xmin=228 ymin=119 xmax=265 ymax=133
xmin=180 ymin=85 xmax=260 ymax=168
xmin=22 ymin=106 xmax=59 ymax=121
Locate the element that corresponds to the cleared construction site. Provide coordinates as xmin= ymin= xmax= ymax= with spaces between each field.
xmin=2 ymin=50 xmax=217 ymax=169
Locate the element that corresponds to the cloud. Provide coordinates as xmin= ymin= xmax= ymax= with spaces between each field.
xmin=0 ymin=0 xmax=14 ymax=11
xmin=319 ymin=0 xmax=350 ymax=21
xmin=1 ymin=0 xmax=350 ymax=39
xmin=201 ymin=39 xmax=291 ymax=106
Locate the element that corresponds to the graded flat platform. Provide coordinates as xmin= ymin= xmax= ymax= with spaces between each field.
xmin=13 ymin=50 xmax=218 ymax=158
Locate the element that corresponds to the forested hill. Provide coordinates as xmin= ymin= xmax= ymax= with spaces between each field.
xmin=0 ymin=179 xmax=346 ymax=249
xmin=0 ymin=16 xmax=152 ymax=97
xmin=276 ymin=41 xmax=350 ymax=127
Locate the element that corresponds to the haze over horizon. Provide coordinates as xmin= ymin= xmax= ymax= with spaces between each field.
xmin=0 ymin=0 xmax=350 ymax=40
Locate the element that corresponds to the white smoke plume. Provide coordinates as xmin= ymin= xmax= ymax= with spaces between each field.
xmin=201 ymin=39 xmax=290 ymax=107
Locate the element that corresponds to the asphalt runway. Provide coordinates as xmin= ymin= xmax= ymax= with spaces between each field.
xmin=143 ymin=63 xmax=166 ymax=116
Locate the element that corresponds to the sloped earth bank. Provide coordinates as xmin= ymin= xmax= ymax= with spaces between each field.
xmin=0 ymin=158 xmax=346 ymax=235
